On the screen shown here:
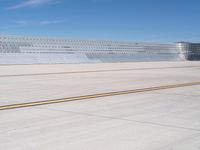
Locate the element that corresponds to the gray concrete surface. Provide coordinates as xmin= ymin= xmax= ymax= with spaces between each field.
xmin=0 ymin=61 xmax=200 ymax=150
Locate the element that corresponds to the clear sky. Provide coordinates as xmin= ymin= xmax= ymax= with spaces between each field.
xmin=0 ymin=0 xmax=200 ymax=42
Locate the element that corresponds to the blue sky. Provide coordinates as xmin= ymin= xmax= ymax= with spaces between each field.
xmin=0 ymin=0 xmax=200 ymax=42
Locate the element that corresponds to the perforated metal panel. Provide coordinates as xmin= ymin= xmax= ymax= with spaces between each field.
xmin=0 ymin=35 xmax=199 ymax=64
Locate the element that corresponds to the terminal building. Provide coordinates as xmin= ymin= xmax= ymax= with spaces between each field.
xmin=0 ymin=35 xmax=200 ymax=64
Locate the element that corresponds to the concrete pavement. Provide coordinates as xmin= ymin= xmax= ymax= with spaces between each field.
xmin=0 ymin=61 xmax=200 ymax=150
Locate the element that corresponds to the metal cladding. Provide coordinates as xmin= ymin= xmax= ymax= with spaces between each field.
xmin=175 ymin=42 xmax=200 ymax=60
xmin=0 ymin=35 xmax=199 ymax=64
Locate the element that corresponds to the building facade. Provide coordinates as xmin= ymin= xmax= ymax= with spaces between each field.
xmin=0 ymin=35 xmax=199 ymax=64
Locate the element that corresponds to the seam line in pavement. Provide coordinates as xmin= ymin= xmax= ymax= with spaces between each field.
xmin=0 ymin=81 xmax=200 ymax=111
xmin=0 ymin=66 xmax=199 ymax=78
xmin=38 ymin=107 xmax=200 ymax=132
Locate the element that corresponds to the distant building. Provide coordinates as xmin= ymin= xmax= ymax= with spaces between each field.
xmin=176 ymin=42 xmax=200 ymax=60
xmin=0 ymin=35 xmax=199 ymax=64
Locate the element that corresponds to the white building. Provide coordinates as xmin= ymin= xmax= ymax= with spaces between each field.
xmin=0 ymin=35 xmax=199 ymax=64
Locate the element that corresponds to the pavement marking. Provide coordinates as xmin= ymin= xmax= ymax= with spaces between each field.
xmin=0 ymin=66 xmax=199 ymax=78
xmin=0 ymin=81 xmax=200 ymax=111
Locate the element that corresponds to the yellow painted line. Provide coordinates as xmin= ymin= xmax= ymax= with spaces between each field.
xmin=0 ymin=81 xmax=200 ymax=111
